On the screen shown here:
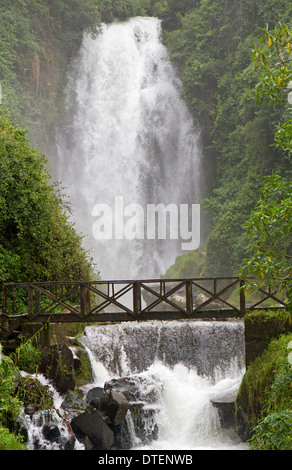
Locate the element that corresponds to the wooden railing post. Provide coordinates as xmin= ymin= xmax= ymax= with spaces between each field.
xmin=80 ymin=283 xmax=91 ymax=317
xmin=133 ymin=282 xmax=141 ymax=316
xmin=186 ymin=280 xmax=193 ymax=315
xmin=28 ymin=285 xmax=34 ymax=318
xmin=80 ymin=284 xmax=86 ymax=318
xmin=240 ymin=278 xmax=246 ymax=314
xmin=35 ymin=290 xmax=40 ymax=316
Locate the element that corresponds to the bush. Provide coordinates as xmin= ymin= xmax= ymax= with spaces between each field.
xmin=236 ymin=333 xmax=292 ymax=450
xmin=0 ymin=112 xmax=95 ymax=284
xmin=0 ymin=350 xmax=23 ymax=428
xmin=0 ymin=425 xmax=27 ymax=450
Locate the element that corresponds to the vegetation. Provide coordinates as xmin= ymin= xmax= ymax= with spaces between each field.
xmin=236 ymin=333 xmax=292 ymax=450
xmin=153 ymin=0 xmax=292 ymax=281
xmin=0 ymin=425 xmax=27 ymax=450
xmin=238 ymin=24 xmax=292 ymax=308
xmin=0 ymin=0 xmax=155 ymax=149
xmin=0 ymin=112 xmax=94 ymax=283
xmin=0 ymin=0 xmax=103 ymax=149
xmin=0 ymin=346 xmax=27 ymax=449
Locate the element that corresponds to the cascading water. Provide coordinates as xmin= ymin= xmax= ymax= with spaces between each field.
xmin=56 ymin=17 xmax=202 ymax=279
xmin=80 ymin=320 xmax=247 ymax=450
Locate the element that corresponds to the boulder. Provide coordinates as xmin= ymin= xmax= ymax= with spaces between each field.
xmin=71 ymin=409 xmax=115 ymax=450
xmin=39 ymin=345 xmax=75 ymax=393
xmin=42 ymin=423 xmax=61 ymax=442
xmin=106 ymin=390 xmax=129 ymax=425
xmin=61 ymin=390 xmax=93 ymax=421
xmin=86 ymin=386 xmax=129 ymax=425
xmin=86 ymin=387 xmax=110 ymax=412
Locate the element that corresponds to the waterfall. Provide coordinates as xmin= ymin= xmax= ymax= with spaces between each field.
xmin=56 ymin=17 xmax=202 ymax=279
xmin=80 ymin=320 xmax=247 ymax=450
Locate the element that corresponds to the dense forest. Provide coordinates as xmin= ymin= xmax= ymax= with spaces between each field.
xmin=156 ymin=0 xmax=292 ymax=281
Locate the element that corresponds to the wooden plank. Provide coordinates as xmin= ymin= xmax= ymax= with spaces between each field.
xmin=186 ymin=280 xmax=193 ymax=316
xmin=133 ymin=282 xmax=141 ymax=316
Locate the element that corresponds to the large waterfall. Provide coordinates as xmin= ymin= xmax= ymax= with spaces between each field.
xmin=56 ymin=17 xmax=202 ymax=279
xmin=49 ymin=17 xmax=247 ymax=452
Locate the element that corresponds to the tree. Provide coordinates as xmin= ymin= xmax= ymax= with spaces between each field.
xmin=240 ymin=25 xmax=292 ymax=309
xmin=240 ymin=174 xmax=291 ymax=298
xmin=0 ymin=111 xmax=95 ymax=283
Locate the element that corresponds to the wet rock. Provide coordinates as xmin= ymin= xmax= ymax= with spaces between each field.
xmin=106 ymin=390 xmax=129 ymax=425
xmin=61 ymin=390 xmax=93 ymax=421
xmin=86 ymin=386 xmax=129 ymax=425
xmin=39 ymin=344 xmax=75 ymax=394
xmin=211 ymin=401 xmax=236 ymax=429
xmin=42 ymin=423 xmax=61 ymax=442
xmin=71 ymin=409 xmax=114 ymax=450
xmin=24 ymin=404 xmax=37 ymax=415
xmin=86 ymin=387 xmax=110 ymax=412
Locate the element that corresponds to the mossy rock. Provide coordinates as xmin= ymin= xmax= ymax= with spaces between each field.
xmin=17 ymin=376 xmax=54 ymax=410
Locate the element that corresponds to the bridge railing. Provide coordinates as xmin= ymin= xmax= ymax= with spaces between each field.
xmin=0 ymin=277 xmax=288 ymax=323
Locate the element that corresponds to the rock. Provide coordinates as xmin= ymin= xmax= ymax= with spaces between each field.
xmin=40 ymin=345 xmax=75 ymax=394
xmin=104 ymin=377 xmax=141 ymax=402
xmin=90 ymin=399 xmax=100 ymax=411
xmin=235 ymin=409 xmax=254 ymax=442
xmin=24 ymin=404 xmax=37 ymax=415
xmin=106 ymin=390 xmax=129 ymax=425
xmin=86 ymin=387 xmax=110 ymax=412
xmin=42 ymin=423 xmax=61 ymax=442
xmin=195 ymin=293 xmax=221 ymax=309
xmin=211 ymin=401 xmax=236 ymax=429
xmin=61 ymin=390 xmax=93 ymax=421
xmin=86 ymin=386 xmax=129 ymax=425
xmin=71 ymin=409 xmax=115 ymax=450
xmin=104 ymin=377 xmax=158 ymax=447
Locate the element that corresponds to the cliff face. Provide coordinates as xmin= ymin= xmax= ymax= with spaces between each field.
xmin=0 ymin=1 xmax=101 ymax=152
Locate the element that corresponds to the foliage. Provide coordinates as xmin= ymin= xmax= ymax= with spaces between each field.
xmin=236 ymin=332 xmax=292 ymax=450
xmin=16 ymin=339 xmax=42 ymax=375
xmin=0 ymin=425 xmax=27 ymax=450
xmin=162 ymin=249 xmax=206 ymax=278
xmin=247 ymin=334 xmax=292 ymax=450
xmin=252 ymin=24 xmax=292 ymax=106
xmin=240 ymin=173 xmax=292 ymax=303
xmin=0 ymin=349 xmax=23 ymax=427
xmin=0 ymin=112 xmax=95 ymax=283
xmin=17 ymin=375 xmax=54 ymax=410
xmin=239 ymin=24 xmax=292 ymax=308
xmin=97 ymin=0 xmax=153 ymax=22
xmin=151 ymin=0 xmax=292 ymax=278
xmin=0 ymin=0 xmax=102 ymax=147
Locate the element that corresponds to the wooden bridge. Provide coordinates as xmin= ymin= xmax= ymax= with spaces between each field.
xmin=0 ymin=277 xmax=288 ymax=349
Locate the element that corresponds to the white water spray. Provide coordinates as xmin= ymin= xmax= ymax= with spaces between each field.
xmin=80 ymin=320 xmax=247 ymax=450
xmin=56 ymin=17 xmax=202 ymax=279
